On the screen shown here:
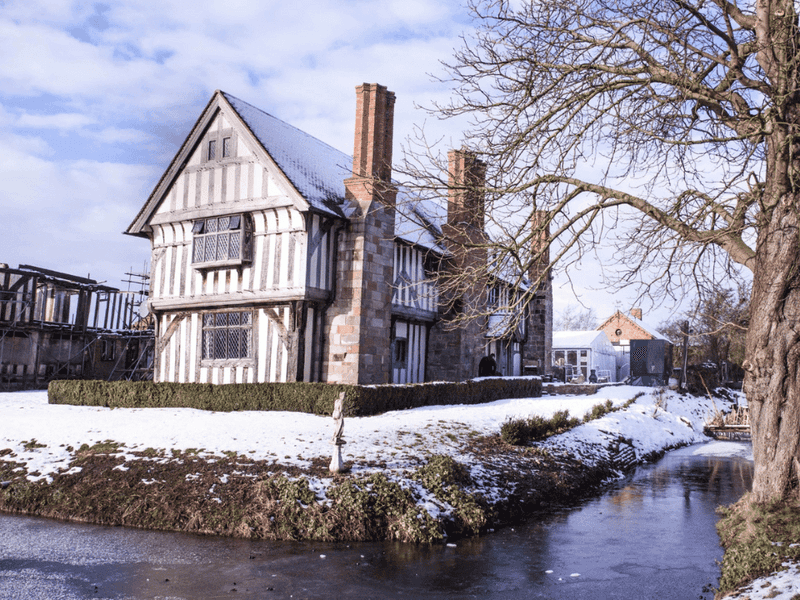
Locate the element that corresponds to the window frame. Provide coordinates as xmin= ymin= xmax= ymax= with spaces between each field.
xmin=191 ymin=213 xmax=253 ymax=269
xmin=204 ymin=131 xmax=236 ymax=163
xmin=201 ymin=310 xmax=254 ymax=362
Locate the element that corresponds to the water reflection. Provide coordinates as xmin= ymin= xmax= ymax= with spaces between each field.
xmin=0 ymin=443 xmax=752 ymax=600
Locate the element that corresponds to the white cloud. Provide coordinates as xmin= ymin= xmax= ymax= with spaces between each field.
xmin=16 ymin=112 xmax=97 ymax=130
xmin=0 ymin=0 xmax=676 ymax=316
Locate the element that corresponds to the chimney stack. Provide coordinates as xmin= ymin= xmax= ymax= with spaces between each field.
xmin=631 ymin=308 xmax=643 ymax=320
xmin=325 ymin=83 xmax=397 ymax=385
xmin=352 ymin=83 xmax=395 ymax=182
xmin=529 ymin=210 xmax=550 ymax=282
xmin=447 ymin=149 xmax=485 ymax=232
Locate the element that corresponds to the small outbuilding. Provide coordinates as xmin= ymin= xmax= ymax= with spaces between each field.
xmin=597 ymin=308 xmax=671 ymax=382
xmin=552 ymin=330 xmax=617 ymax=383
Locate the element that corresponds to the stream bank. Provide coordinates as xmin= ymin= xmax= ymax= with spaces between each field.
xmin=0 ymin=386 xmax=731 ymax=543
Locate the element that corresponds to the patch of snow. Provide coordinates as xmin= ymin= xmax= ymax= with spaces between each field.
xmin=724 ymin=561 xmax=800 ymax=600
xmin=0 ymin=387 xmax=730 ymax=489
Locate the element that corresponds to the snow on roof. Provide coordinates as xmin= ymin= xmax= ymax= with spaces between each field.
xmin=553 ymin=330 xmax=610 ymax=348
xmin=624 ymin=312 xmax=669 ymax=341
xmin=394 ymin=190 xmax=447 ymax=253
xmin=225 ymin=92 xmax=445 ymax=251
xmin=224 ymin=93 xmax=352 ymax=218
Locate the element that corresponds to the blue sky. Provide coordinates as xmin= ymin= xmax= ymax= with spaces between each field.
xmin=0 ymin=0 xmax=675 ymax=326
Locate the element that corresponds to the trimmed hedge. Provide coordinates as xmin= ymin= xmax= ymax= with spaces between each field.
xmin=48 ymin=377 xmax=543 ymax=417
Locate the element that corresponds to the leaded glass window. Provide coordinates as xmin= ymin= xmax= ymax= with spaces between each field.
xmin=192 ymin=214 xmax=252 ymax=266
xmin=202 ymin=311 xmax=252 ymax=360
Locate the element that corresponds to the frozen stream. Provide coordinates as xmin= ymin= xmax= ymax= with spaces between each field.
xmin=0 ymin=441 xmax=753 ymax=599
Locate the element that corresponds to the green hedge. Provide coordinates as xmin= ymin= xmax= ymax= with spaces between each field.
xmin=47 ymin=377 xmax=542 ymax=417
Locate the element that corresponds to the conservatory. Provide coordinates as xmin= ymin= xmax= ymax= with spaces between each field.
xmin=552 ymin=330 xmax=617 ymax=383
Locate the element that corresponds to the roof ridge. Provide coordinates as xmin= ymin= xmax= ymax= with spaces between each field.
xmin=221 ymin=91 xmax=353 ymax=160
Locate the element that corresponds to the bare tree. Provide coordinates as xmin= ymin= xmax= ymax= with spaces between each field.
xmin=555 ymin=304 xmax=598 ymax=331
xmin=401 ymin=0 xmax=800 ymax=504
xmin=660 ymin=282 xmax=750 ymax=371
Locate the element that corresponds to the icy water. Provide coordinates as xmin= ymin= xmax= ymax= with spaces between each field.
xmin=0 ymin=442 xmax=752 ymax=600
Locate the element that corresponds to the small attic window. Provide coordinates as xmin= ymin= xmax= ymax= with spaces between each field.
xmin=207 ymin=140 xmax=217 ymax=161
xmin=222 ymin=136 xmax=231 ymax=158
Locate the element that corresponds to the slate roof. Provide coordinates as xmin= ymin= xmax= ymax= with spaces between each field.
xmin=225 ymin=92 xmax=445 ymax=252
xmin=223 ymin=93 xmax=352 ymax=219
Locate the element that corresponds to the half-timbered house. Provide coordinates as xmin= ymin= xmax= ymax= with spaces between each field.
xmin=0 ymin=264 xmax=152 ymax=389
xmin=127 ymin=83 xmax=551 ymax=385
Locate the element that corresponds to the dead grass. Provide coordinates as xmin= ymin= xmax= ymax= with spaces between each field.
xmin=716 ymin=493 xmax=800 ymax=597
xmin=0 ymin=435 xmax=617 ymax=544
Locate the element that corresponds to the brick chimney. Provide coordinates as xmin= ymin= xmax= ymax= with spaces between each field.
xmin=528 ymin=210 xmax=550 ymax=282
xmin=351 ymin=83 xmax=395 ymax=182
xmin=447 ymin=149 xmax=485 ymax=234
xmin=426 ymin=150 xmax=487 ymax=382
xmin=524 ymin=210 xmax=553 ymax=376
xmin=324 ymin=83 xmax=397 ymax=385
xmin=631 ymin=308 xmax=643 ymax=320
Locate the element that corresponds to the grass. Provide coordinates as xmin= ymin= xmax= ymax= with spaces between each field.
xmin=500 ymin=394 xmax=642 ymax=446
xmin=22 ymin=439 xmax=47 ymax=450
xmin=500 ymin=410 xmax=582 ymax=445
xmin=716 ymin=494 xmax=800 ymax=595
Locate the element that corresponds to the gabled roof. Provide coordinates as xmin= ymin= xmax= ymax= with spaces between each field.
xmin=127 ymin=90 xmax=445 ymax=252
xmin=394 ymin=191 xmax=446 ymax=253
xmin=223 ymin=92 xmax=352 ymax=217
xmin=597 ymin=310 xmax=669 ymax=341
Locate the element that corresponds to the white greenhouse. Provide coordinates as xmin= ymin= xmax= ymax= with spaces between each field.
xmin=552 ymin=330 xmax=618 ymax=383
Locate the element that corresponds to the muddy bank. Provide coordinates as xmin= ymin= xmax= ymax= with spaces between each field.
xmin=0 ymin=436 xmax=622 ymax=543
xmin=0 ymin=387 xmax=730 ymax=543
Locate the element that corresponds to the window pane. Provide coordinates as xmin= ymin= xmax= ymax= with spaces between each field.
xmin=202 ymin=330 xmax=211 ymax=359
xmin=192 ymin=220 xmax=205 ymax=234
xmin=193 ymin=238 xmax=204 ymax=263
xmin=229 ymin=232 xmax=240 ymax=259
xmin=204 ymin=235 xmax=217 ymax=262
xmin=208 ymin=139 xmax=216 ymax=160
xmin=206 ymin=218 xmax=218 ymax=233
xmin=217 ymin=233 xmax=229 ymax=260
xmin=218 ymin=216 xmax=230 ymax=231
xmin=227 ymin=329 xmax=240 ymax=359
xmin=214 ymin=329 xmax=226 ymax=359
xmin=202 ymin=311 xmax=252 ymax=360
xmin=222 ymin=137 xmax=231 ymax=158
xmin=229 ymin=215 xmax=241 ymax=229
xmin=242 ymin=329 xmax=251 ymax=357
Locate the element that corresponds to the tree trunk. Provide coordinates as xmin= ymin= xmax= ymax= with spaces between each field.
xmin=744 ymin=191 xmax=800 ymax=503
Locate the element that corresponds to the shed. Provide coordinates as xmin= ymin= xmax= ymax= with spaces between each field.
xmin=552 ymin=330 xmax=617 ymax=383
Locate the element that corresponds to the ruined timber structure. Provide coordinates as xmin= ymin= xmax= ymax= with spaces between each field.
xmin=0 ymin=264 xmax=152 ymax=390
xmin=126 ymin=84 xmax=552 ymax=385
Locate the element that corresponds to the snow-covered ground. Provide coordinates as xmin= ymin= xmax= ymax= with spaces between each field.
xmin=1 ymin=386 xmax=724 ymax=486
xmin=3 ymin=384 xmax=793 ymax=597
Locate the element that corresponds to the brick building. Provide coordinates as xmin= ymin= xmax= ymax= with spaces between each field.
xmin=126 ymin=83 xmax=551 ymax=385
xmin=597 ymin=309 xmax=669 ymax=381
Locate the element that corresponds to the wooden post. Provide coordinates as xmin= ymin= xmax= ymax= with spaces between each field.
xmin=680 ymin=321 xmax=690 ymax=391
